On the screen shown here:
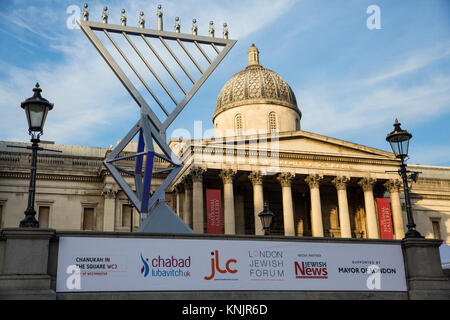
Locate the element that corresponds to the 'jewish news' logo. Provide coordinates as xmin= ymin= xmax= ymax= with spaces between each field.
xmin=294 ymin=261 xmax=328 ymax=279
xmin=204 ymin=250 xmax=238 ymax=280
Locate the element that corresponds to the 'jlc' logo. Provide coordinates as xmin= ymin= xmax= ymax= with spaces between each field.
xmin=204 ymin=250 xmax=237 ymax=280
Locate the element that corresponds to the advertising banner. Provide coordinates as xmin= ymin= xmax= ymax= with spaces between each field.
xmin=206 ymin=189 xmax=222 ymax=234
xmin=57 ymin=237 xmax=407 ymax=292
xmin=376 ymin=198 xmax=394 ymax=239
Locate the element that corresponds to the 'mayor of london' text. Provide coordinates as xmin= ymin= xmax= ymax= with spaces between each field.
xmin=338 ymin=267 xmax=397 ymax=274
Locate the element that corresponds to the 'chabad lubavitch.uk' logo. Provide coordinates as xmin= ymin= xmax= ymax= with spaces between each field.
xmin=140 ymin=253 xmax=150 ymax=277
xmin=140 ymin=253 xmax=192 ymax=278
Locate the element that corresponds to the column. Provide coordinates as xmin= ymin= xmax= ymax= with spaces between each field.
xmin=175 ymin=183 xmax=184 ymax=218
xmin=235 ymin=189 xmax=246 ymax=235
xmin=331 ymin=176 xmax=352 ymax=238
xmin=358 ymin=177 xmax=379 ymax=239
xmin=304 ymin=174 xmax=324 ymax=237
xmin=102 ymin=184 xmax=117 ymax=232
xmin=183 ymin=175 xmax=193 ymax=228
xmin=249 ymin=171 xmax=264 ymax=235
xmin=278 ymin=172 xmax=295 ymax=236
xmin=219 ymin=169 xmax=236 ymax=235
xmin=191 ymin=167 xmax=205 ymax=233
xmin=384 ymin=179 xmax=405 ymax=239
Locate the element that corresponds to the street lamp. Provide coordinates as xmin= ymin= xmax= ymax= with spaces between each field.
xmin=258 ymin=202 xmax=274 ymax=235
xmin=386 ymin=119 xmax=423 ymax=238
xmin=19 ymin=83 xmax=54 ymax=228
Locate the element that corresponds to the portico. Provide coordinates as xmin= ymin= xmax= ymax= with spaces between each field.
xmin=170 ymin=129 xmax=408 ymax=240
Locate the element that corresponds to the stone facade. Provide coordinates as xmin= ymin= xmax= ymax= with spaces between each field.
xmin=0 ymin=141 xmax=173 ymax=232
xmin=0 ymin=45 xmax=449 ymax=245
xmin=169 ymin=131 xmax=450 ymax=243
xmin=169 ymin=45 xmax=450 ymax=243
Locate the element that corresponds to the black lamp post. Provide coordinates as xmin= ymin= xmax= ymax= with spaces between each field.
xmin=386 ymin=119 xmax=423 ymax=238
xmin=258 ymin=202 xmax=274 ymax=235
xmin=19 ymin=83 xmax=54 ymax=228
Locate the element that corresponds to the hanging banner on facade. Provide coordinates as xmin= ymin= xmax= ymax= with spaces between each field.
xmin=206 ymin=189 xmax=222 ymax=234
xmin=56 ymin=237 xmax=407 ymax=292
xmin=376 ymin=198 xmax=394 ymax=239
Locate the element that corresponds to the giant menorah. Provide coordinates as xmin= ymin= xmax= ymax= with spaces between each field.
xmin=77 ymin=4 xmax=236 ymax=232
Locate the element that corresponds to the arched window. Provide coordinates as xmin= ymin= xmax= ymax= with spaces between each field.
xmin=295 ymin=118 xmax=300 ymax=131
xmin=235 ymin=113 xmax=243 ymax=135
xmin=269 ymin=112 xmax=277 ymax=132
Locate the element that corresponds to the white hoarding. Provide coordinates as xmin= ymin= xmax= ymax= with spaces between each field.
xmin=56 ymin=237 xmax=407 ymax=292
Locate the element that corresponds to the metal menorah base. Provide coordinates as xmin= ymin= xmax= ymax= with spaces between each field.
xmin=138 ymin=201 xmax=193 ymax=233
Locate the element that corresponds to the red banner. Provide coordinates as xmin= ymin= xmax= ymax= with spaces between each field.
xmin=206 ymin=189 xmax=222 ymax=234
xmin=376 ymin=198 xmax=394 ymax=239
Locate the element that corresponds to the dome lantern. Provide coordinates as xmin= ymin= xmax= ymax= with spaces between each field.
xmin=248 ymin=44 xmax=259 ymax=66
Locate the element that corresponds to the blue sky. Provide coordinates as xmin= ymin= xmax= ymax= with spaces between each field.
xmin=0 ymin=0 xmax=449 ymax=166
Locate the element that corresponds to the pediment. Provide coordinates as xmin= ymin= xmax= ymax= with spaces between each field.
xmin=204 ymin=130 xmax=395 ymax=160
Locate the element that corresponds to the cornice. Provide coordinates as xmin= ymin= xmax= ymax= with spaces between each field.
xmin=413 ymin=178 xmax=450 ymax=188
xmin=213 ymin=98 xmax=300 ymax=121
xmin=410 ymin=193 xmax=450 ymax=201
xmin=0 ymin=171 xmax=102 ymax=183
xmin=188 ymin=145 xmax=399 ymax=167
xmin=1 ymin=168 xmax=171 ymax=183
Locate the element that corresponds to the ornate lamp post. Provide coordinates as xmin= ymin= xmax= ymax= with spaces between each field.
xmin=258 ymin=202 xmax=275 ymax=235
xmin=19 ymin=83 xmax=54 ymax=228
xmin=386 ymin=119 xmax=423 ymax=238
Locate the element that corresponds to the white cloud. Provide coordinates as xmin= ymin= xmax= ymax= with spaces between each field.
xmin=298 ymin=45 xmax=450 ymax=136
xmin=361 ymin=45 xmax=450 ymax=86
xmin=3 ymin=0 xmax=448 ymax=168
xmin=0 ymin=35 xmax=135 ymax=145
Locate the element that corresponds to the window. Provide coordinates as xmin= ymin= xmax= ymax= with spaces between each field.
xmin=234 ymin=113 xmax=243 ymax=135
xmin=269 ymin=112 xmax=277 ymax=132
xmin=81 ymin=202 xmax=98 ymax=231
xmin=295 ymin=118 xmax=300 ymax=131
xmin=83 ymin=208 xmax=95 ymax=231
xmin=431 ymin=219 xmax=441 ymax=239
xmin=0 ymin=204 xmax=3 ymax=228
xmin=122 ymin=204 xmax=132 ymax=228
xmin=38 ymin=206 xmax=50 ymax=228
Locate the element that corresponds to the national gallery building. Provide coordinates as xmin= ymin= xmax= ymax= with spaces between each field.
xmin=1 ymin=45 xmax=449 ymax=243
